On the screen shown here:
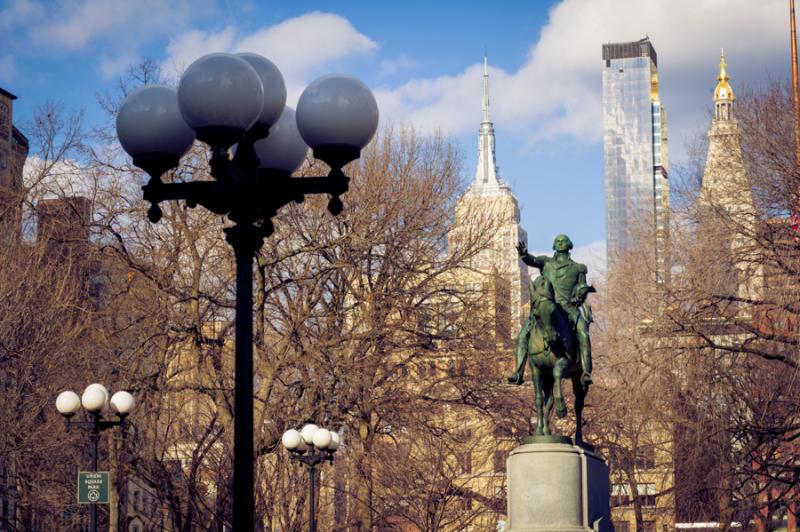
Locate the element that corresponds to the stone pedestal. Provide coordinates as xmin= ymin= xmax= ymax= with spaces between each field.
xmin=506 ymin=443 xmax=612 ymax=532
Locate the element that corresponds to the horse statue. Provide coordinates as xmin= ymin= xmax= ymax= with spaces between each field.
xmin=510 ymin=275 xmax=593 ymax=444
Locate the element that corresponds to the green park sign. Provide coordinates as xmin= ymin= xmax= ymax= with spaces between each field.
xmin=77 ymin=471 xmax=109 ymax=504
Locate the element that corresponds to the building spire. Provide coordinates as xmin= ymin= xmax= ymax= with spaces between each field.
xmin=714 ymin=49 xmax=735 ymax=120
xmin=717 ymin=48 xmax=729 ymax=85
xmin=472 ymin=52 xmax=504 ymax=192
xmin=482 ymin=51 xmax=490 ymax=123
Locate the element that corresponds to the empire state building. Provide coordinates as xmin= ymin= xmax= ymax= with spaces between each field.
xmin=450 ymin=55 xmax=531 ymax=341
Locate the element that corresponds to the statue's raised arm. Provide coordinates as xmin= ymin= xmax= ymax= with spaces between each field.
xmin=517 ymin=240 xmax=545 ymax=269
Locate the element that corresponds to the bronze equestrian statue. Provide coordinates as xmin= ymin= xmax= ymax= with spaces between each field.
xmin=509 ymin=235 xmax=595 ymax=444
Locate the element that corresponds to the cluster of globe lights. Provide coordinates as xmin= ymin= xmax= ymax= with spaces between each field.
xmin=55 ymin=384 xmax=135 ymax=420
xmin=114 ymin=51 xmax=380 ymax=220
xmin=282 ymin=424 xmax=341 ymax=455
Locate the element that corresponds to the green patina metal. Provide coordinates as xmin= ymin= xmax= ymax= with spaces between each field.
xmin=509 ymin=235 xmax=596 ymax=444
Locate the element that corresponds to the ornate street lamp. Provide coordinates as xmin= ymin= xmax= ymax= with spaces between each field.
xmin=56 ymin=385 xmax=134 ymax=532
xmin=282 ymin=424 xmax=341 ymax=532
xmin=115 ymin=52 xmax=378 ymax=530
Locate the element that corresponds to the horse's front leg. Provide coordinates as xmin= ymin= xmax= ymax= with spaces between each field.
xmin=572 ymin=372 xmax=587 ymax=444
xmin=553 ymin=358 xmax=569 ymax=418
xmin=531 ymin=362 xmax=545 ymax=435
xmin=541 ymin=374 xmax=554 ymax=436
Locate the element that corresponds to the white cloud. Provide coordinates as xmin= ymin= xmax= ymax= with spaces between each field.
xmin=376 ymin=0 xmax=787 ymax=152
xmin=377 ymin=54 xmax=419 ymax=79
xmin=162 ymin=27 xmax=239 ymax=78
xmin=571 ymin=240 xmax=607 ymax=283
xmin=1 ymin=0 xmax=217 ymax=79
xmin=26 ymin=0 xmax=214 ymax=51
xmin=162 ymin=12 xmax=378 ymax=104
xmin=23 ymin=156 xmax=97 ymax=201
xmin=99 ymin=52 xmax=140 ymax=80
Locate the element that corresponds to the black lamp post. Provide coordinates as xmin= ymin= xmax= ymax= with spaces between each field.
xmin=282 ymin=424 xmax=341 ymax=532
xmin=56 ymin=385 xmax=134 ymax=532
xmin=114 ymin=52 xmax=378 ymax=531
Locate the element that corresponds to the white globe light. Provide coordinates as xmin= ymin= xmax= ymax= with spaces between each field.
xmin=86 ymin=383 xmax=109 ymax=401
xmin=300 ymin=423 xmax=319 ymax=445
xmin=81 ymin=386 xmax=107 ymax=413
xmin=296 ymin=74 xmax=379 ymax=153
xmin=282 ymin=429 xmax=301 ymax=450
xmin=236 ymin=53 xmax=286 ymax=130
xmin=56 ymin=390 xmax=81 ymax=416
xmin=116 ymin=85 xmax=195 ymax=162
xmin=312 ymin=428 xmax=332 ymax=450
xmin=253 ymin=107 xmax=308 ymax=173
xmin=177 ymin=53 xmax=264 ymax=147
xmin=110 ymin=391 xmax=135 ymax=415
xmin=328 ymin=431 xmax=341 ymax=451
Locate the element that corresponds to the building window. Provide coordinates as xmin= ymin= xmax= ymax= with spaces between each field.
xmin=461 ymin=496 xmax=473 ymax=511
xmin=643 ymin=520 xmax=656 ymax=532
xmin=613 ymin=522 xmax=630 ymax=532
xmin=638 ymin=483 xmax=657 ymax=507
xmin=611 ymin=484 xmax=630 ymax=506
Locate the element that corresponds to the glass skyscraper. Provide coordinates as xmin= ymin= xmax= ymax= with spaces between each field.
xmin=602 ymin=37 xmax=669 ymax=282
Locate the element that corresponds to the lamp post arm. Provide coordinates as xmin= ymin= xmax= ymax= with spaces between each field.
xmin=67 ymin=418 xmax=126 ymax=433
xmin=142 ymin=153 xmax=352 ymax=226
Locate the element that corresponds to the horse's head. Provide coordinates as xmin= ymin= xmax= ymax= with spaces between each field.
xmin=530 ymin=276 xmax=555 ymax=303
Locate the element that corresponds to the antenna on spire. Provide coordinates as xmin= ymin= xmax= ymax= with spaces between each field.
xmin=482 ymin=50 xmax=490 ymax=123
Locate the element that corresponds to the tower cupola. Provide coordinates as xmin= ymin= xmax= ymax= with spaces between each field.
xmin=714 ymin=49 xmax=735 ymax=120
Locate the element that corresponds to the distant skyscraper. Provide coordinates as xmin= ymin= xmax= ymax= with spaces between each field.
xmin=602 ymin=37 xmax=669 ymax=282
xmin=450 ymin=55 xmax=530 ymax=339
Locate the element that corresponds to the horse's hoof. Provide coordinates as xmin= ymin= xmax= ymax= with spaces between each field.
xmin=535 ymin=427 xmax=544 ymax=436
xmin=555 ymin=400 xmax=567 ymax=418
xmin=507 ymin=372 xmax=523 ymax=385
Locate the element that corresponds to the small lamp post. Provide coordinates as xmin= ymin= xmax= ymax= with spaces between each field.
xmin=282 ymin=424 xmax=341 ymax=532
xmin=56 ymin=384 xmax=134 ymax=532
xmin=115 ymin=52 xmax=377 ymax=531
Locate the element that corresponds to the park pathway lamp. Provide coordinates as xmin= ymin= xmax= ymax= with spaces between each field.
xmin=282 ymin=424 xmax=341 ymax=532
xmin=56 ymin=385 xmax=134 ymax=532
xmin=115 ymin=52 xmax=378 ymax=531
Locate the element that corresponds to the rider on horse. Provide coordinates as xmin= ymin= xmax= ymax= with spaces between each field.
xmin=509 ymin=234 xmax=594 ymax=387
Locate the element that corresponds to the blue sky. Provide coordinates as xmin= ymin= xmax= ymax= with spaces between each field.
xmin=0 ymin=0 xmax=793 ymax=266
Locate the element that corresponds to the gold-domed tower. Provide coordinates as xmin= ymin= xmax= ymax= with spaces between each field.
xmin=714 ymin=50 xmax=735 ymax=121
xmin=699 ymin=50 xmax=762 ymax=309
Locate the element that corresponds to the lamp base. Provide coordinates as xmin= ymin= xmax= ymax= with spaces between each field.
xmin=313 ymin=145 xmax=360 ymax=170
xmin=195 ymin=125 xmax=245 ymax=150
xmin=133 ymin=153 xmax=181 ymax=178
